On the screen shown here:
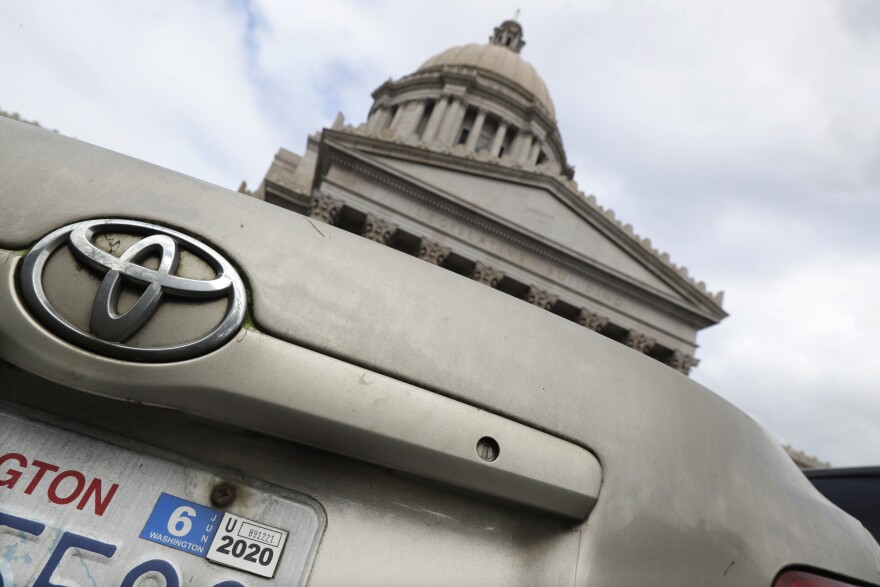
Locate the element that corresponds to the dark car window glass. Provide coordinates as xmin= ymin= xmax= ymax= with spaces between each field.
xmin=809 ymin=476 xmax=880 ymax=540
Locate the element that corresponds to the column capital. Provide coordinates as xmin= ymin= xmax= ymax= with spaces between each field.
xmin=362 ymin=214 xmax=397 ymax=244
xmin=526 ymin=286 xmax=557 ymax=310
xmin=308 ymin=194 xmax=343 ymax=225
xmin=470 ymin=262 xmax=504 ymax=288
xmin=625 ymin=330 xmax=656 ymax=354
xmin=577 ymin=308 xmax=609 ymax=332
xmin=668 ymin=350 xmax=700 ymax=375
xmin=418 ymin=238 xmax=451 ymax=265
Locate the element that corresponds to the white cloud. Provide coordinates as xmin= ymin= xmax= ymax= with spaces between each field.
xmin=0 ymin=1 xmax=284 ymax=186
xmin=695 ymin=253 xmax=880 ymax=464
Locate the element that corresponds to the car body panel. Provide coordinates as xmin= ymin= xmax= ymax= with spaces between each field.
xmin=1 ymin=117 xmax=879 ymax=585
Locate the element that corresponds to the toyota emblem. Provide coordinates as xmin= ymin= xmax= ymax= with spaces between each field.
xmin=20 ymin=219 xmax=246 ymax=362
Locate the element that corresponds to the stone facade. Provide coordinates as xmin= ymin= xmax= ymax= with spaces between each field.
xmin=785 ymin=446 xmax=830 ymax=469
xmin=252 ymin=20 xmax=726 ymax=376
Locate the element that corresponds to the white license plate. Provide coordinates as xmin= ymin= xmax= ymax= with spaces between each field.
xmin=0 ymin=409 xmax=325 ymax=586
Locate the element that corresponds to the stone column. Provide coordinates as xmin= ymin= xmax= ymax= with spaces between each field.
xmin=526 ymin=286 xmax=557 ymax=310
xmin=489 ymin=120 xmax=509 ymax=157
xmin=625 ymin=330 xmax=656 ymax=354
xmin=469 ymin=262 xmax=504 ymax=288
xmin=387 ymin=104 xmax=405 ymax=133
xmin=367 ymin=106 xmax=389 ymax=131
xmin=438 ymin=97 xmax=466 ymax=146
xmin=361 ymin=214 xmax=397 ymax=245
xmin=394 ymin=100 xmax=426 ymax=138
xmin=511 ymin=130 xmax=534 ymax=163
xmin=528 ymin=138 xmax=543 ymax=164
xmin=577 ymin=308 xmax=609 ymax=332
xmin=309 ymin=194 xmax=343 ymax=225
xmin=366 ymin=107 xmax=380 ymax=130
xmin=464 ymin=108 xmax=488 ymax=151
xmin=418 ymin=238 xmax=450 ymax=265
xmin=421 ymin=96 xmax=449 ymax=143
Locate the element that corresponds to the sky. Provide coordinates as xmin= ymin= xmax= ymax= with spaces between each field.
xmin=2 ymin=0 xmax=879 ymax=466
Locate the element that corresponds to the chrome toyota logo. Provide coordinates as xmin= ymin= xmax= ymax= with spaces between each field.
xmin=20 ymin=219 xmax=246 ymax=362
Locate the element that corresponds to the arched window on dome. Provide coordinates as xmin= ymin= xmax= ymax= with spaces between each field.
xmin=536 ymin=149 xmax=549 ymax=165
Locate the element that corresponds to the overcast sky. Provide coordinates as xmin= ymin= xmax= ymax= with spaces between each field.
xmin=2 ymin=1 xmax=878 ymax=466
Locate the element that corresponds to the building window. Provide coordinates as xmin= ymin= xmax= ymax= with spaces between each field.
xmin=499 ymin=126 xmax=516 ymax=158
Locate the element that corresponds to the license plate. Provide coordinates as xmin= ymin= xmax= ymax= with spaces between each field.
xmin=0 ymin=409 xmax=325 ymax=586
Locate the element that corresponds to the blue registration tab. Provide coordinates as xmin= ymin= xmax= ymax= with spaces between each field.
xmin=140 ymin=493 xmax=222 ymax=558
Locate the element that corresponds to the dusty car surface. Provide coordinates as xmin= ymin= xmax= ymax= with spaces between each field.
xmin=1 ymin=116 xmax=879 ymax=586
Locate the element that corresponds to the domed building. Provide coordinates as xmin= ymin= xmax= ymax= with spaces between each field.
xmin=252 ymin=20 xmax=727 ymax=375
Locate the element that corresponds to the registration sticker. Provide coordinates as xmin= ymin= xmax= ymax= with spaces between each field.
xmin=141 ymin=493 xmax=221 ymax=557
xmin=141 ymin=493 xmax=288 ymax=578
xmin=207 ymin=512 xmax=288 ymax=578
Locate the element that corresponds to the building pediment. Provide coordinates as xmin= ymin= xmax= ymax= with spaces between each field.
xmin=317 ymin=130 xmax=725 ymax=325
xmin=379 ymin=157 xmax=689 ymax=299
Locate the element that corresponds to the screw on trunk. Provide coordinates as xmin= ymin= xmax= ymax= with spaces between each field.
xmin=211 ymin=482 xmax=236 ymax=507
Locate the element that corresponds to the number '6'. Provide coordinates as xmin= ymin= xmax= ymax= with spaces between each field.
xmin=168 ymin=506 xmax=195 ymax=536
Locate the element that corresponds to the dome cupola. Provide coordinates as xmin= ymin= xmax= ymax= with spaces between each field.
xmin=490 ymin=19 xmax=525 ymax=53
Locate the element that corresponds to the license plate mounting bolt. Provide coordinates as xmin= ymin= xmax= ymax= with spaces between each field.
xmin=210 ymin=482 xmax=236 ymax=507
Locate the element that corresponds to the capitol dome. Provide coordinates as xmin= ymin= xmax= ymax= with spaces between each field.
xmin=418 ymin=42 xmax=555 ymax=120
xmin=364 ymin=20 xmax=570 ymax=177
